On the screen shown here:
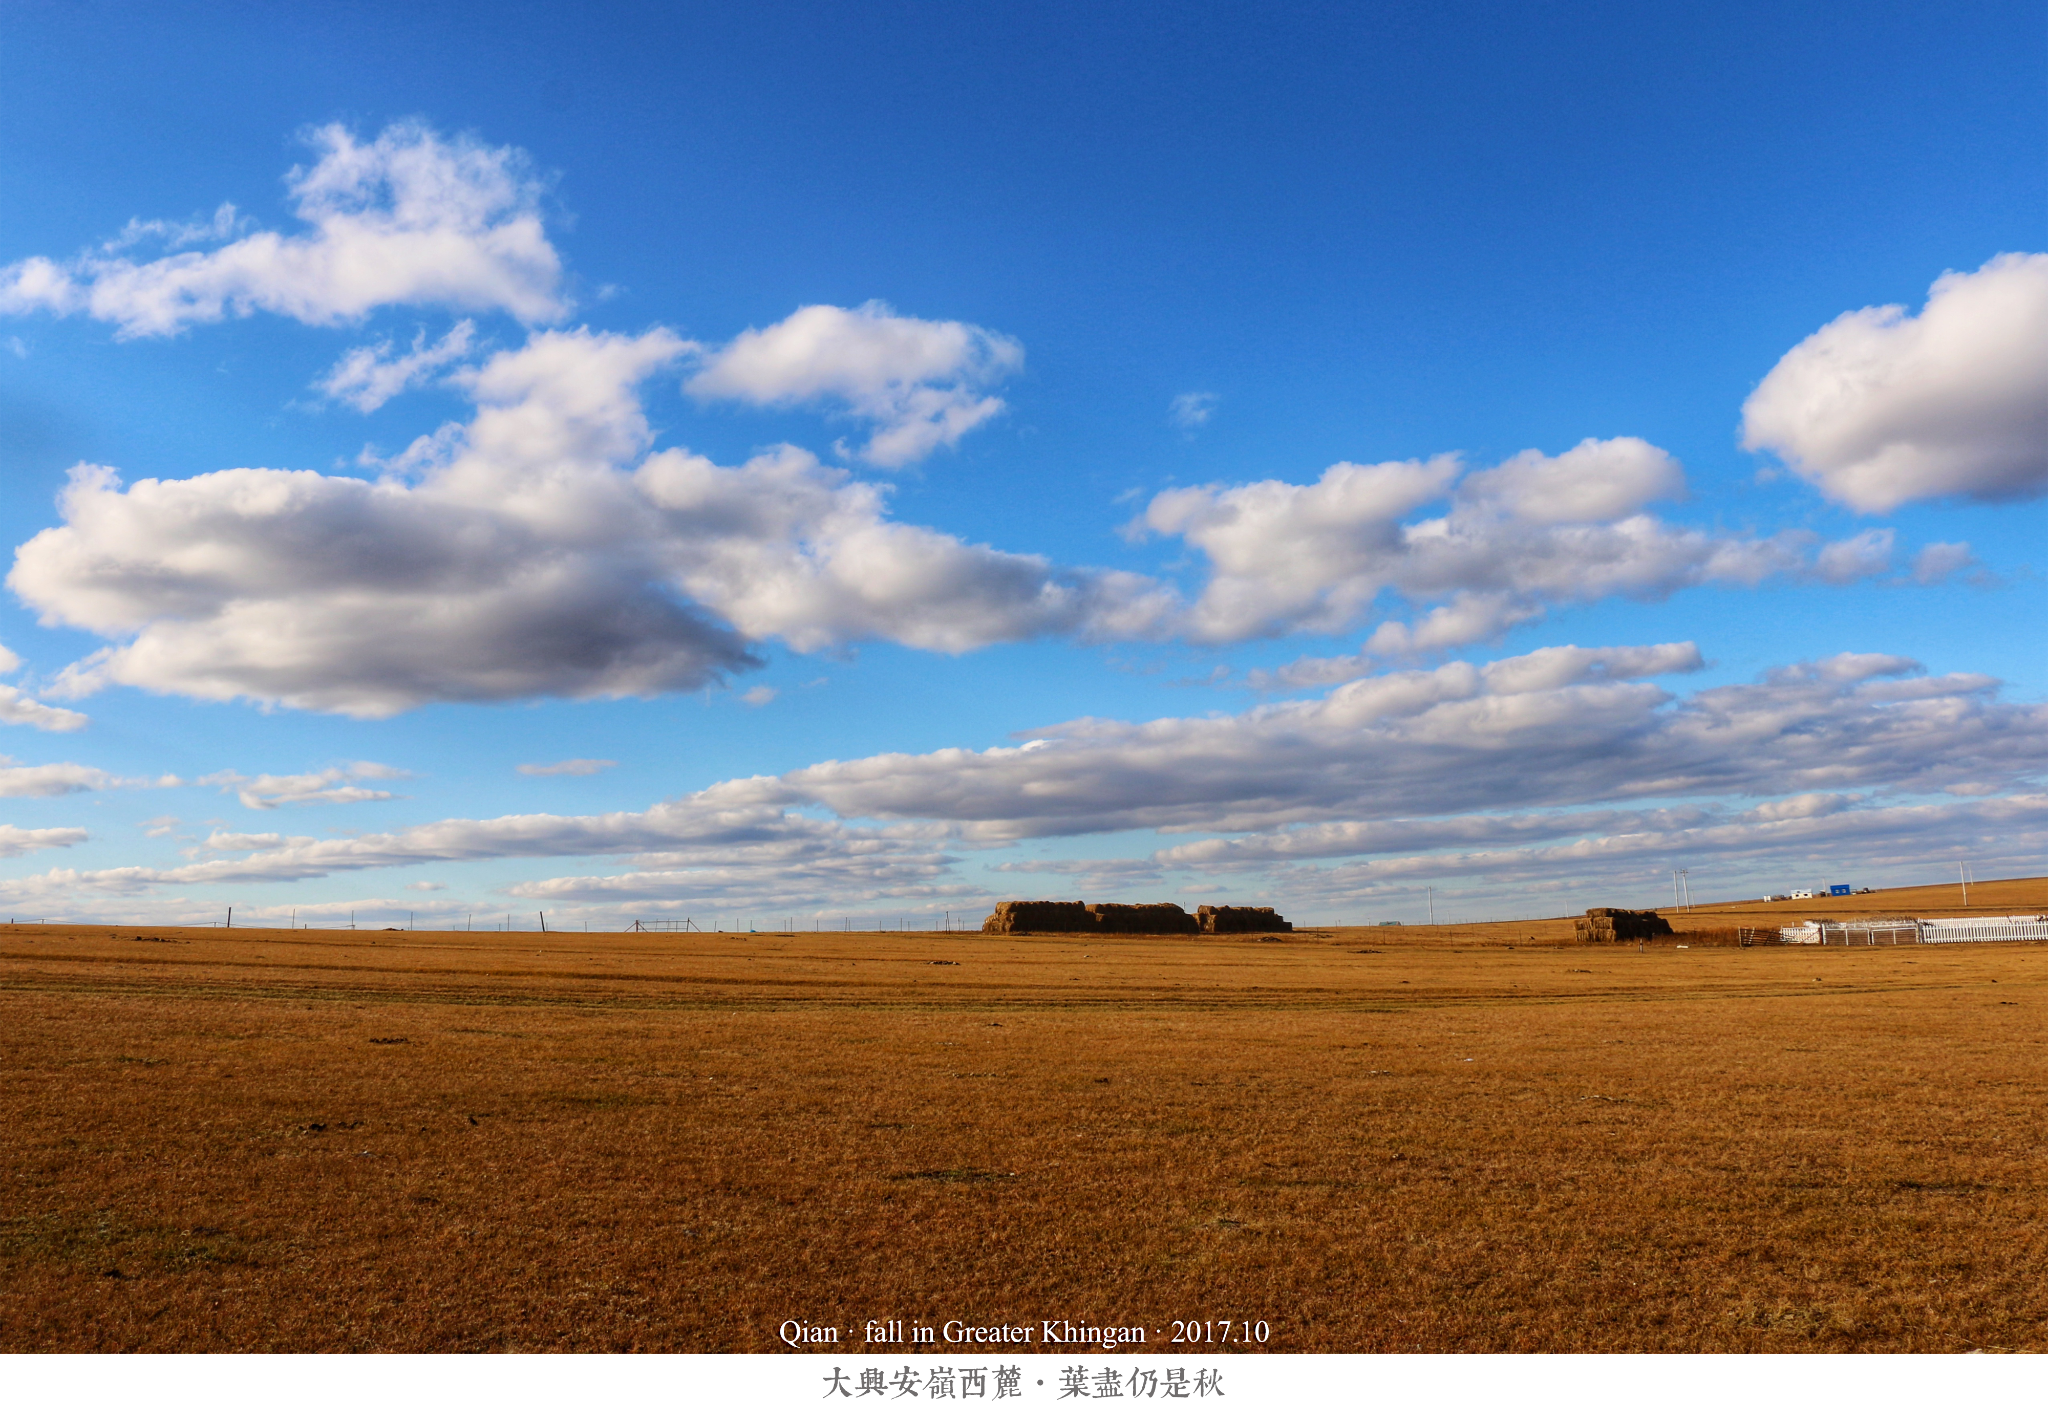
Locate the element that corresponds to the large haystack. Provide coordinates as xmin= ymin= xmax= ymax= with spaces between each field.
xmin=980 ymin=901 xmax=1098 ymax=934
xmin=1573 ymin=907 xmax=1672 ymax=943
xmin=1196 ymin=905 xmax=1293 ymax=933
xmin=980 ymin=901 xmax=1293 ymax=935
xmin=981 ymin=901 xmax=1203 ymax=934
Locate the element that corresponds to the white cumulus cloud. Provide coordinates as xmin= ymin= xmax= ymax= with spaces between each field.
xmin=1741 ymin=252 xmax=2048 ymax=512
xmin=1137 ymin=438 xmax=1819 ymax=646
xmin=10 ymin=329 xmax=1172 ymax=716
xmin=0 ymin=644 xmax=88 ymax=732
xmin=0 ymin=685 xmax=88 ymax=732
xmin=686 ymin=301 xmax=1023 ymax=467
xmin=0 ymin=122 xmax=567 ymax=337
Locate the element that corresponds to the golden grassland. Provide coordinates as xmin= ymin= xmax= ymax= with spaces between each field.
xmin=1 ymin=878 xmax=2042 ymax=1353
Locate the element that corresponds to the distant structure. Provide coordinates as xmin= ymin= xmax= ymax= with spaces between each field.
xmin=981 ymin=901 xmax=1292 ymax=935
xmin=1574 ymin=907 xmax=1673 ymax=943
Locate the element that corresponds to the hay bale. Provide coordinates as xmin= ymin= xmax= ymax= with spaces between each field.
xmin=1088 ymin=902 xmax=1201 ymax=935
xmin=1575 ymin=907 xmax=1672 ymax=942
xmin=980 ymin=901 xmax=1205 ymax=935
xmin=980 ymin=901 xmax=1094 ymax=934
xmin=1196 ymin=905 xmax=1294 ymax=934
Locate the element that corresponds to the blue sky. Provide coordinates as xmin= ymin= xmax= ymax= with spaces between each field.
xmin=1 ymin=0 xmax=2042 ymax=928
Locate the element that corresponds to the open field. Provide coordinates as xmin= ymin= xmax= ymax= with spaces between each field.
xmin=1 ymin=878 xmax=2043 ymax=1352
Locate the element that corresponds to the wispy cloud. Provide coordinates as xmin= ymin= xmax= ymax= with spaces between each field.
xmin=0 ymin=757 xmax=171 ymax=798
xmin=198 ymin=762 xmax=411 ymax=810
xmin=517 ymin=759 xmax=617 ymax=777
xmin=1168 ymin=391 xmax=1217 ymax=429
xmin=316 ymin=320 xmax=477 ymax=412
xmin=0 ymin=825 xmax=89 ymax=859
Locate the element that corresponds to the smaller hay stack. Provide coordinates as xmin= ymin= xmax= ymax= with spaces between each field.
xmin=1574 ymin=907 xmax=1672 ymax=943
xmin=1196 ymin=905 xmax=1293 ymax=933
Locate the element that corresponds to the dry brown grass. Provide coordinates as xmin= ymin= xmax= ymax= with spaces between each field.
xmin=1 ymin=877 xmax=2043 ymax=1353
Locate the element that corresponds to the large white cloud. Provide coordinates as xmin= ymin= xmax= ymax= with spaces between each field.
xmin=1135 ymin=438 xmax=1856 ymax=647
xmin=13 ymin=438 xmax=761 ymax=718
xmin=13 ymin=399 xmax=1934 ymax=716
xmin=1741 ymin=252 xmax=2048 ymax=512
xmin=635 ymin=443 xmax=1173 ymax=653
xmin=0 ymin=120 xmax=2008 ymax=732
xmin=0 ymin=123 xmax=567 ymax=337
xmin=686 ymin=301 xmax=1023 ymax=467
xmin=12 ymin=327 xmax=1172 ymax=715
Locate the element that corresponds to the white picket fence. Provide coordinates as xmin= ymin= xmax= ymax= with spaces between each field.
xmin=1917 ymin=916 xmax=2048 ymax=943
xmin=1780 ymin=915 xmax=2048 ymax=945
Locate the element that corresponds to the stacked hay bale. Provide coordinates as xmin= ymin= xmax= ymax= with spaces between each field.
xmin=1196 ymin=905 xmax=1293 ymax=933
xmin=1573 ymin=907 xmax=1672 ymax=943
xmin=980 ymin=901 xmax=1204 ymax=934
xmin=1089 ymin=902 xmax=1201 ymax=934
xmin=981 ymin=901 xmax=1096 ymax=934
